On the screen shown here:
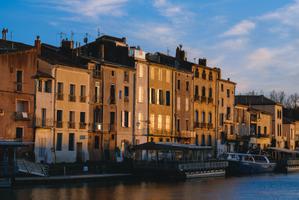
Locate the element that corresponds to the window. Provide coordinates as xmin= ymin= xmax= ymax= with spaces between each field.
xmin=80 ymin=112 xmax=85 ymax=123
xmin=158 ymin=89 xmax=164 ymax=105
xmin=201 ymin=134 xmax=205 ymax=146
xmin=69 ymin=111 xmax=75 ymax=128
xmin=57 ymin=110 xmax=63 ymax=127
xmin=194 ymin=69 xmax=199 ymax=78
xmin=94 ymin=136 xmax=99 ymax=149
xmin=16 ymin=127 xmax=23 ymax=141
xmin=95 ymin=83 xmax=100 ymax=103
xmin=158 ymin=69 xmax=163 ymax=81
xmin=166 ymin=91 xmax=170 ymax=106
xmin=121 ymin=111 xmax=130 ymax=128
xmin=57 ymin=82 xmax=63 ymax=94
xmin=165 ymin=115 xmax=170 ymax=130
xmin=208 ymin=135 xmax=212 ymax=146
xmin=150 ymin=67 xmax=155 ymax=80
xmin=185 ymin=98 xmax=189 ymax=111
xmin=258 ymin=126 xmax=261 ymax=135
xmin=150 ymin=114 xmax=155 ymax=129
xmin=80 ymin=85 xmax=86 ymax=97
xmin=221 ymin=98 xmax=224 ymax=107
xmin=124 ymin=86 xmax=129 ymax=97
xmin=111 ymin=70 xmax=115 ymax=76
xmin=138 ymin=64 xmax=144 ymax=78
xmin=150 ymin=88 xmax=156 ymax=104
xmin=44 ymin=80 xmax=52 ymax=93
xmin=195 ymin=110 xmax=199 ymax=122
xmin=177 ymin=97 xmax=181 ymax=111
xmin=202 ymin=70 xmax=206 ymax=79
xmin=227 ymin=89 xmax=230 ymax=98
xmin=68 ymin=133 xmax=75 ymax=151
xmin=16 ymin=100 xmax=29 ymax=112
xmin=41 ymin=108 xmax=46 ymax=126
xmin=221 ymin=84 xmax=224 ymax=92
xmin=16 ymin=70 xmax=22 ymax=91
xmin=177 ymin=80 xmax=180 ymax=90
xmin=56 ymin=133 xmax=62 ymax=151
xmin=110 ymin=85 xmax=115 ymax=103
xmin=209 ymin=88 xmax=212 ymax=98
xmin=69 ymin=84 xmax=76 ymax=102
xmin=124 ymin=71 xmax=129 ymax=82
xmin=137 ymin=113 xmax=143 ymax=129
xmin=38 ymin=80 xmax=42 ymax=92
xmin=158 ymin=115 xmax=162 ymax=130
xmin=186 ymin=120 xmax=189 ymax=131
xmin=186 ymin=81 xmax=189 ymax=91
xmin=220 ymin=113 xmax=224 ymax=126
xmin=264 ymin=127 xmax=267 ymax=135
xmin=202 ymin=87 xmax=206 ymax=97
xmin=195 ymin=85 xmax=199 ymax=97
xmin=208 ymin=112 xmax=212 ymax=124
xmin=166 ymin=70 xmax=171 ymax=83
xmin=227 ymin=107 xmax=231 ymax=120
xmin=138 ymin=86 xmax=144 ymax=103
xmin=177 ymin=119 xmax=180 ymax=131
xmin=209 ymin=72 xmax=213 ymax=81
xmin=202 ymin=112 xmax=206 ymax=123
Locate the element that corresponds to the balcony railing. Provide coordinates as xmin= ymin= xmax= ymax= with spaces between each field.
xmin=93 ymin=70 xmax=101 ymax=79
xmin=194 ymin=122 xmax=200 ymax=128
xmin=79 ymin=122 xmax=86 ymax=129
xmin=56 ymin=93 xmax=64 ymax=100
xmin=207 ymin=123 xmax=213 ymax=129
xmin=69 ymin=95 xmax=76 ymax=102
xmin=178 ymin=131 xmax=196 ymax=138
xmin=194 ymin=95 xmax=200 ymax=102
xmin=208 ymin=97 xmax=213 ymax=104
xmin=56 ymin=121 xmax=63 ymax=128
xmin=80 ymin=96 xmax=86 ymax=103
xmin=68 ymin=121 xmax=75 ymax=129
xmin=35 ymin=118 xmax=54 ymax=128
xmin=15 ymin=112 xmax=31 ymax=121
xmin=201 ymin=96 xmax=207 ymax=103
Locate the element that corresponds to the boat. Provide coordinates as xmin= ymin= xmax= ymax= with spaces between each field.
xmin=133 ymin=142 xmax=228 ymax=179
xmin=220 ymin=153 xmax=276 ymax=175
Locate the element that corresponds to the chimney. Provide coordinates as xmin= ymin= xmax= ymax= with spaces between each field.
xmin=61 ymin=39 xmax=74 ymax=50
xmin=175 ymin=45 xmax=186 ymax=61
xmin=198 ymin=58 xmax=207 ymax=66
xmin=2 ymin=28 xmax=8 ymax=40
xmin=35 ymin=35 xmax=41 ymax=55
xmin=99 ymin=44 xmax=105 ymax=60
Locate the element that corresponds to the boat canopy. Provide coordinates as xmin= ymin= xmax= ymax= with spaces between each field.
xmin=134 ymin=142 xmax=212 ymax=151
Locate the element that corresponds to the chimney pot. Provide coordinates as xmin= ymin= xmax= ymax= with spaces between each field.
xmin=35 ymin=35 xmax=41 ymax=55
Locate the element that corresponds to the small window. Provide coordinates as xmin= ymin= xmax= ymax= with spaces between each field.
xmin=124 ymin=86 xmax=129 ymax=97
xmin=112 ymin=71 xmax=115 ymax=76
xmin=186 ymin=81 xmax=189 ymax=91
xmin=227 ymin=89 xmax=230 ymax=98
xmin=38 ymin=80 xmax=42 ymax=92
xmin=16 ymin=127 xmax=23 ymax=141
xmin=44 ymin=80 xmax=52 ymax=93
xmin=221 ymin=84 xmax=224 ymax=92
xmin=166 ymin=91 xmax=170 ymax=106
xmin=94 ymin=136 xmax=99 ymax=149
xmin=177 ymin=80 xmax=180 ymax=90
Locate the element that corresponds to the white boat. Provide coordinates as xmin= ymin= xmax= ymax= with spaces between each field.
xmin=220 ymin=153 xmax=276 ymax=175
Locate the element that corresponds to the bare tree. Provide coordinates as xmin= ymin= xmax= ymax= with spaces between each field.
xmin=286 ymin=93 xmax=299 ymax=109
xmin=269 ymin=90 xmax=286 ymax=104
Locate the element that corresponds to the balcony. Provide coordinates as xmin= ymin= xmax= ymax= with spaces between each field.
xmin=56 ymin=93 xmax=64 ymax=100
xmin=178 ymin=131 xmax=196 ymax=139
xmin=124 ymin=96 xmax=129 ymax=103
xmin=56 ymin=121 xmax=63 ymax=128
xmin=110 ymin=97 xmax=116 ymax=104
xmin=207 ymin=123 xmax=213 ymax=129
xmin=35 ymin=118 xmax=54 ymax=128
xmin=201 ymin=96 xmax=207 ymax=103
xmin=201 ymin=122 xmax=207 ymax=128
xmin=93 ymin=69 xmax=101 ymax=79
xmin=94 ymin=96 xmax=102 ymax=104
xmin=69 ymin=95 xmax=76 ymax=102
xmin=194 ymin=95 xmax=200 ymax=102
xmin=208 ymin=97 xmax=213 ymax=104
xmin=68 ymin=121 xmax=75 ymax=129
xmin=15 ymin=112 xmax=31 ymax=121
xmin=91 ymin=123 xmax=102 ymax=132
xmin=79 ymin=122 xmax=86 ymax=129
xmin=80 ymin=96 xmax=86 ymax=103
xmin=109 ymin=124 xmax=116 ymax=132
xmin=16 ymin=82 xmax=22 ymax=92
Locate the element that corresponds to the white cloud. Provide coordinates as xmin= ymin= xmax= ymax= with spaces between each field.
xmin=247 ymin=48 xmax=273 ymax=70
xmin=223 ymin=20 xmax=256 ymax=37
xmin=220 ymin=38 xmax=248 ymax=50
xmin=31 ymin=0 xmax=128 ymax=19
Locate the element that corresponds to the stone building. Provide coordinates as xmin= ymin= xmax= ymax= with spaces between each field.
xmin=0 ymin=33 xmax=37 ymax=151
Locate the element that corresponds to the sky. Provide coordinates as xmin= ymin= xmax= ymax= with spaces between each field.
xmin=1 ymin=0 xmax=299 ymax=94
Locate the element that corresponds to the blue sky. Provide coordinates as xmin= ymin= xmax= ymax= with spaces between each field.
xmin=1 ymin=0 xmax=299 ymax=94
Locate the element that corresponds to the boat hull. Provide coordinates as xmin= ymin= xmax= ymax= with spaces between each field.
xmin=227 ymin=161 xmax=276 ymax=175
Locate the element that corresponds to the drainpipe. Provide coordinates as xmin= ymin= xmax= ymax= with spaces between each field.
xmin=215 ymin=75 xmax=219 ymax=157
xmin=53 ymin=67 xmax=57 ymax=163
xmin=132 ymin=72 xmax=136 ymax=145
xmin=147 ymin=63 xmax=150 ymax=143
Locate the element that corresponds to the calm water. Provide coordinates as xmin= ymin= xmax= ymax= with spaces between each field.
xmin=1 ymin=173 xmax=299 ymax=200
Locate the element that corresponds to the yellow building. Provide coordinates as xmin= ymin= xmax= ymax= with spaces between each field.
xmin=283 ymin=119 xmax=296 ymax=150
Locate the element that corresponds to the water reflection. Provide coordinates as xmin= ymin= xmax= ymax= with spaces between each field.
xmin=1 ymin=174 xmax=299 ymax=200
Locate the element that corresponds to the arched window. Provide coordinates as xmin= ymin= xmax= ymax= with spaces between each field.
xmin=195 ymin=110 xmax=199 ymax=123
xmin=195 ymin=85 xmax=199 ymax=97
xmin=202 ymin=70 xmax=206 ymax=79
xmin=209 ymin=88 xmax=212 ymax=98
xmin=209 ymin=71 xmax=213 ymax=81
xmin=208 ymin=135 xmax=212 ymax=146
xmin=201 ymin=134 xmax=206 ymax=146
xmin=202 ymin=111 xmax=206 ymax=123
xmin=194 ymin=69 xmax=199 ymax=78
xmin=202 ymin=87 xmax=206 ymax=97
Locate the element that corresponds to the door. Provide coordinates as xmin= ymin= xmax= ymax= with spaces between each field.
xmin=76 ymin=142 xmax=83 ymax=162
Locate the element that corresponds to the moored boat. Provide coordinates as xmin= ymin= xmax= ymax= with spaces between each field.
xmin=220 ymin=153 xmax=276 ymax=175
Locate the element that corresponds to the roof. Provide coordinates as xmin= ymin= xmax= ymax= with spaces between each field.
xmin=284 ymin=108 xmax=299 ymax=121
xmin=0 ymin=39 xmax=34 ymax=54
xmin=134 ymin=142 xmax=212 ymax=151
xmin=247 ymin=107 xmax=272 ymax=116
xmin=235 ymin=95 xmax=280 ymax=106
xmin=283 ymin=117 xmax=296 ymax=124
xmin=96 ymin=35 xmax=126 ymax=43
xmin=40 ymin=43 xmax=90 ymax=69
xmin=33 ymin=70 xmax=54 ymax=79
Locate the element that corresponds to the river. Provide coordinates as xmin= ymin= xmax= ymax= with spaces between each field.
xmin=1 ymin=173 xmax=299 ymax=200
